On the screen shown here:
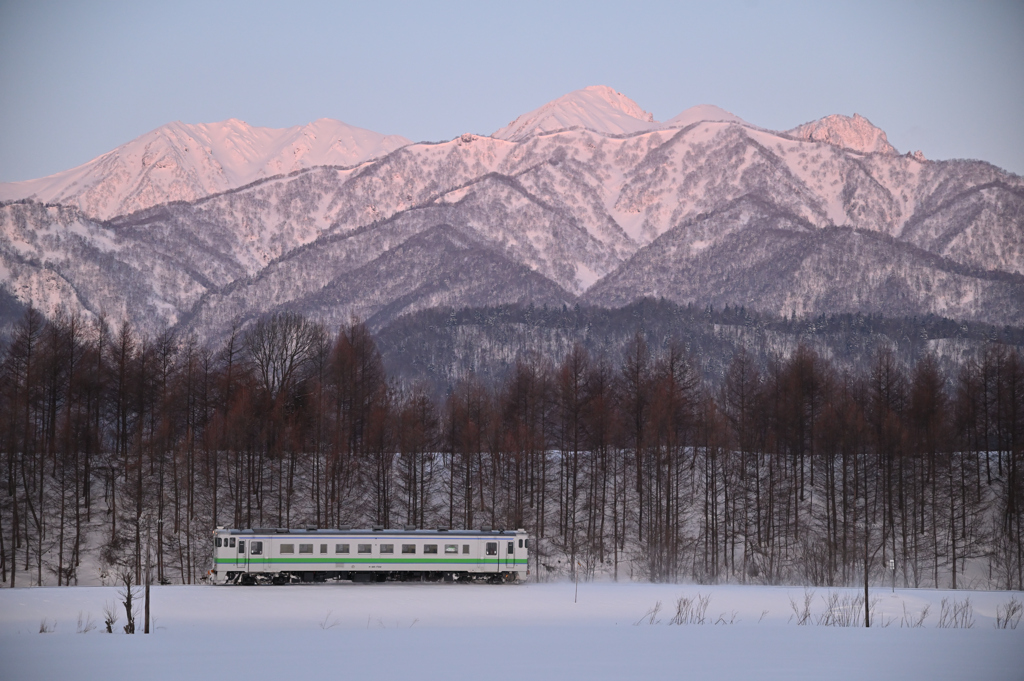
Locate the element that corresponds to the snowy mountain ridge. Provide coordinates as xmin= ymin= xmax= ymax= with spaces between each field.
xmin=0 ymin=118 xmax=412 ymax=220
xmin=663 ymin=104 xmax=748 ymax=129
xmin=787 ymin=113 xmax=897 ymax=155
xmin=490 ymin=86 xmax=752 ymax=142
xmin=1 ymin=86 xmax=1022 ymax=341
xmin=492 ymin=85 xmax=658 ymax=141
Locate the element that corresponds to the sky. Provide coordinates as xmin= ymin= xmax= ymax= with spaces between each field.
xmin=1 ymin=0 xmax=1022 ymax=182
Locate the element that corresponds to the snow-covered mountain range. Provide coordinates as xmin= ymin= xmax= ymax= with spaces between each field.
xmin=1 ymin=85 xmax=1021 ymax=340
xmin=0 ymin=118 xmax=411 ymax=220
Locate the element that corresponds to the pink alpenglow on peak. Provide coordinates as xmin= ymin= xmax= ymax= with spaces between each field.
xmin=787 ymin=113 xmax=897 ymax=155
xmin=491 ymin=85 xmax=659 ymax=141
xmin=0 ymin=119 xmax=412 ymax=220
xmin=663 ymin=104 xmax=748 ymax=129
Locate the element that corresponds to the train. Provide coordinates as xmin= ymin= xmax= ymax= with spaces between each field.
xmin=210 ymin=526 xmax=530 ymax=584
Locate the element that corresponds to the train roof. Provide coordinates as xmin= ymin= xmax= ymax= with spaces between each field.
xmin=216 ymin=527 xmax=527 ymax=536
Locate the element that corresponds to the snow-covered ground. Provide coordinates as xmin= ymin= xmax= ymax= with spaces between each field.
xmin=1 ymin=582 xmax=1021 ymax=680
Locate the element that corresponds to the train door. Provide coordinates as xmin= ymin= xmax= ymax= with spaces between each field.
xmin=249 ymin=540 xmax=264 ymax=573
xmin=485 ymin=541 xmax=498 ymax=574
xmin=235 ymin=538 xmax=247 ymax=572
xmin=504 ymin=539 xmax=516 ymax=569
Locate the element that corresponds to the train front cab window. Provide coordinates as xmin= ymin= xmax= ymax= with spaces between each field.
xmin=485 ymin=542 xmax=497 ymax=556
xmin=251 ymin=541 xmax=263 ymax=555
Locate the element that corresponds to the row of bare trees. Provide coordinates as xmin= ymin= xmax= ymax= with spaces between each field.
xmin=1 ymin=308 xmax=1021 ymax=589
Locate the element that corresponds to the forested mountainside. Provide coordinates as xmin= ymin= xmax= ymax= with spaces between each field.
xmin=1 ymin=87 xmax=1022 ymax=341
xmin=375 ymin=299 xmax=1024 ymax=396
xmin=1 ymin=308 xmax=1021 ymax=591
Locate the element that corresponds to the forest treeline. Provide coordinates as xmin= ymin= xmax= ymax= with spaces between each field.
xmin=1 ymin=308 xmax=1022 ymax=591
xmin=376 ymin=299 xmax=1024 ymax=394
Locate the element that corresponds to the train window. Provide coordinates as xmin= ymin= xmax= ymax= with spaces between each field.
xmin=230 ymin=538 xmax=236 ymax=548
xmin=216 ymin=538 xmax=222 ymax=548
xmin=380 ymin=544 xmax=394 ymax=554
xmin=320 ymin=544 xmax=327 ymax=554
xmin=444 ymin=544 xmax=458 ymax=554
xmin=299 ymin=544 xmax=313 ymax=554
xmin=462 ymin=545 xmax=470 ymax=554
xmin=358 ymin=544 xmax=371 ymax=554
xmin=238 ymin=540 xmax=245 ymax=553
xmin=485 ymin=542 xmax=497 ymax=556
xmin=518 ymin=539 xmax=523 ymax=549
xmin=402 ymin=544 xmax=416 ymax=554
xmin=280 ymin=544 xmax=295 ymax=554
xmin=507 ymin=541 xmax=514 ymax=555
xmin=336 ymin=544 xmax=350 ymax=554
xmin=525 ymin=539 xmax=529 ymax=550
xmin=251 ymin=541 xmax=263 ymax=555
xmin=424 ymin=544 xmax=438 ymax=554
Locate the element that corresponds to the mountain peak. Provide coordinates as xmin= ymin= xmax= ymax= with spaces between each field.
xmin=492 ymin=86 xmax=657 ymax=141
xmin=0 ymin=118 xmax=412 ymax=219
xmin=787 ymin=113 xmax=896 ymax=155
xmin=663 ymin=104 xmax=748 ymax=129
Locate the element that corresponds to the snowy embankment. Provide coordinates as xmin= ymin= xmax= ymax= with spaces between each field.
xmin=1 ymin=582 xmax=1022 ymax=680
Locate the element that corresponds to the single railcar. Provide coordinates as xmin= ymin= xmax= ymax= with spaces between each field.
xmin=210 ymin=526 xmax=530 ymax=584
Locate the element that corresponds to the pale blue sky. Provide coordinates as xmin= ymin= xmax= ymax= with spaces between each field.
xmin=1 ymin=0 xmax=1022 ymax=182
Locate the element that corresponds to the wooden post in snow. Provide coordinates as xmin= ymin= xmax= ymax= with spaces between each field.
xmin=144 ymin=516 xmax=151 ymax=634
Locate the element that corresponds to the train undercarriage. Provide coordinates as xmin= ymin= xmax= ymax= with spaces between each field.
xmin=222 ymin=570 xmax=520 ymax=585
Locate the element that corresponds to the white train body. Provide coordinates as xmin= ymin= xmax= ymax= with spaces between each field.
xmin=210 ymin=527 xmax=530 ymax=584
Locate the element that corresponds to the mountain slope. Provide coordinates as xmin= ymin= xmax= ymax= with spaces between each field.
xmin=583 ymin=196 xmax=1024 ymax=324
xmin=663 ymin=104 xmax=747 ymax=129
xmin=376 ymin=299 xmax=1024 ymax=394
xmin=1 ymin=86 xmax=1022 ymax=341
xmin=492 ymin=86 xmax=657 ymax=141
xmin=0 ymin=118 xmax=411 ymax=220
xmin=788 ymin=113 xmax=897 ymax=155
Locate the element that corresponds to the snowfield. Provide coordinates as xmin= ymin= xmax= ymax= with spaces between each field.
xmin=1 ymin=582 xmax=1021 ymax=680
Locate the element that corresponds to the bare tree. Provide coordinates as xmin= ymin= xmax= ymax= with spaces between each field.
xmin=245 ymin=313 xmax=321 ymax=404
